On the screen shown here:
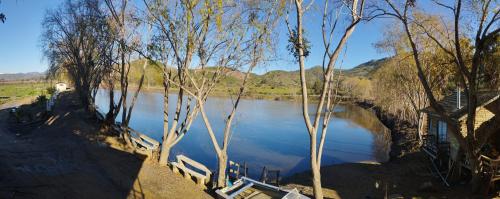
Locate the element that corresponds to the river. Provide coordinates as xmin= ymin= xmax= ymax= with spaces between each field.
xmin=95 ymin=90 xmax=391 ymax=178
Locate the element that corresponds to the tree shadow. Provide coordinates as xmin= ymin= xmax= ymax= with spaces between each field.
xmin=0 ymin=92 xmax=147 ymax=199
xmin=282 ymin=152 xmax=480 ymax=199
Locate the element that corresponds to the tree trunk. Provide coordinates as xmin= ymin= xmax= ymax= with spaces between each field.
xmin=105 ymin=88 xmax=116 ymax=125
xmin=469 ymin=158 xmax=482 ymax=193
xmin=159 ymin=142 xmax=171 ymax=166
xmin=310 ymin=134 xmax=323 ymax=199
xmin=217 ymin=153 xmax=228 ymax=188
xmin=311 ymin=164 xmax=323 ymax=199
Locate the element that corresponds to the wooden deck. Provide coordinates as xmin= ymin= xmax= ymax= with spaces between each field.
xmin=216 ymin=177 xmax=309 ymax=199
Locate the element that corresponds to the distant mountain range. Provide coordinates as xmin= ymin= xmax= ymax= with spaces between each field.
xmin=0 ymin=72 xmax=46 ymax=82
xmin=0 ymin=57 xmax=388 ymax=86
xmin=241 ymin=57 xmax=388 ymax=88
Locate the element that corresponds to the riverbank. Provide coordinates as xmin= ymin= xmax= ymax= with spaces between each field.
xmin=353 ymin=100 xmax=420 ymax=160
xmin=104 ymin=85 xmax=324 ymax=101
xmin=0 ymin=92 xmax=212 ymax=199
xmin=282 ymin=101 xmax=488 ymax=198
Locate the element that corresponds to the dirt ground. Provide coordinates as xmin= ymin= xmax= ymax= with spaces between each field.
xmin=283 ymin=151 xmax=500 ymax=199
xmin=0 ymin=92 xmax=213 ymax=199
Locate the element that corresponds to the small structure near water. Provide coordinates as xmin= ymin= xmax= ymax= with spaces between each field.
xmin=55 ymin=82 xmax=67 ymax=92
xmin=215 ymin=177 xmax=308 ymax=199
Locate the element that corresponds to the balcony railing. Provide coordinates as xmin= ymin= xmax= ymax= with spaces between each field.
xmin=422 ymin=135 xmax=450 ymax=159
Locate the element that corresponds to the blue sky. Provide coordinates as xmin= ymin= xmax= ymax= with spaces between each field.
xmin=0 ymin=0 xmax=389 ymax=74
xmin=0 ymin=0 xmax=64 ymax=74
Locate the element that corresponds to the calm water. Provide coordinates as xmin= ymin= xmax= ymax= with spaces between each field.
xmin=95 ymin=90 xmax=391 ymax=177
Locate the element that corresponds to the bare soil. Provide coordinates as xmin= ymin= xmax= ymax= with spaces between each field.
xmin=0 ymin=92 xmax=213 ymax=199
xmin=283 ymin=152 xmax=497 ymax=199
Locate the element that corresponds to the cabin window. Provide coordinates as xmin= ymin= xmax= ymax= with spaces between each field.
xmin=438 ymin=121 xmax=447 ymax=143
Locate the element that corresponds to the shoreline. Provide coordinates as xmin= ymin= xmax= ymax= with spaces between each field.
xmin=353 ymin=100 xmax=420 ymax=160
xmin=101 ymin=85 xmax=335 ymax=102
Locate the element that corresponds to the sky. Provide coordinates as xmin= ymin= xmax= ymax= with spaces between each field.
xmin=0 ymin=0 xmax=390 ymax=74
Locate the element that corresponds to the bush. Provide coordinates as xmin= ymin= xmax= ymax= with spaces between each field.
xmin=47 ymin=86 xmax=56 ymax=95
xmin=36 ymin=95 xmax=48 ymax=104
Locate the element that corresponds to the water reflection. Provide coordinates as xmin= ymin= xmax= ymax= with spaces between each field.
xmin=332 ymin=105 xmax=392 ymax=162
xmin=95 ymin=90 xmax=391 ymax=177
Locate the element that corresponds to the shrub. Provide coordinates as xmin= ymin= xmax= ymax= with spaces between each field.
xmin=47 ymin=86 xmax=56 ymax=95
xmin=36 ymin=95 xmax=48 ymax=104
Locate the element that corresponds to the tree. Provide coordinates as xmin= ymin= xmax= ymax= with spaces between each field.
xmin=372 ymin=0 xmax=500 ymax=190
xmin=144 ymin=0 xmax=220 ymax=166
xmin=104 ymin=0 xmax=149 ymax=146
xmin=145 ymin=3 xmax=280 ymax=186
xmin=285 ymin=0 xmax=366 ymax=198
xmin=42 ymin=0 xmax=114 ymax=111
xmin=194 ymin=1 xmax=281 ymax=188
xmin=372 ymin=26 xmax=455 ymax=126
xmin=0 ymin=1 xmax=5 ymax=23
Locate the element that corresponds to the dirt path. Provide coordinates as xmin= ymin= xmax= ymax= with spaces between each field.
xmin=0 ymin=92 xmax=213 ymax=199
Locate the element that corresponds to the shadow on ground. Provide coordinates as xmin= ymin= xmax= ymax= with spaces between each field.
xmin=0 ymin=92 xmax=212 ymax=199
xmin=283 ymin=152 xmax=483 ymax=199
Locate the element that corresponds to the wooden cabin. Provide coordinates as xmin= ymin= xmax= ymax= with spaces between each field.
xmin=419 ymin=90 xmax=500 ymax=170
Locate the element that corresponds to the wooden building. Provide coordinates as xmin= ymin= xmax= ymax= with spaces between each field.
xmin=419 ymin=90 xmax=500 ymax=171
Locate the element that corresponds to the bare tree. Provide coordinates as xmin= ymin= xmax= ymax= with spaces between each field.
xmin=193 ymin=1 xmax=281 ymax=188
xmin=144 ymin=2 xmax=281 ymax=182
xmin=285 ymin=0 xmax=365 ymax=198
xmin=372 ymin=0 xmax=500 ymax=189
xmin=42 ymin=0 xmax=114 ymax=111
xmin=144 ymin=0 xmax=213 ymax=165
xmin=104 ymin=0 xmax=149 ymax=145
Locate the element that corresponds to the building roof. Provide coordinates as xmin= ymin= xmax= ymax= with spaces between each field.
xmin=420 ymin=91 xmax=500 ymax=120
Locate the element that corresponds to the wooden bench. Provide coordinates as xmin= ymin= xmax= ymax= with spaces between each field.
xmin=171 ymin=155 xmax=212 ymax=189
xmin=126 ymin=127 xmax=160 ymax=158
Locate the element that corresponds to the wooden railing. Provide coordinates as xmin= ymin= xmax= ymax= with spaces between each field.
xmin=228 ymin=161 xmax=248 ymax=181
xmin=422 ymin=135 xmax=450 ymax=159
xmin=479 ymin=155 xmax=500 ymax=192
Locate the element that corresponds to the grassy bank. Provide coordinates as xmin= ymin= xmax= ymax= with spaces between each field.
xmin=0 ymin=82 xmax=51 ymax=105
xmin=119 ymin=84 xmax=326 ymax=102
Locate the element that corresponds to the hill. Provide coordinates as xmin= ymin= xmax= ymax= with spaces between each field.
xmin=4 ymin=58 xmax=388 ymax=99
xmin=342 ymin=58 xmax=389 ymax=78
xmin=0 ymin=72 xmax=46 ymax=82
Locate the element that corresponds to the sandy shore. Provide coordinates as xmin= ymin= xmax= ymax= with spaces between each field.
xmin=0 ymin=92 xmax=213 ymax=199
